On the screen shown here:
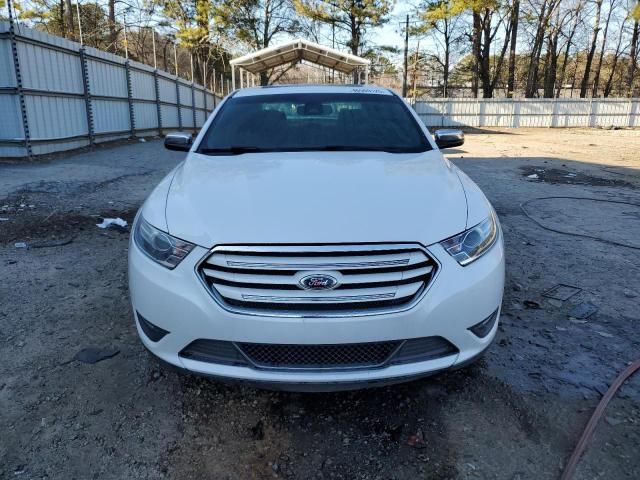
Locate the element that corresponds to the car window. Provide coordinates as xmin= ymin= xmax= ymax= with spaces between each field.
xmin=197 ymin=92 xmax=431 ymax=154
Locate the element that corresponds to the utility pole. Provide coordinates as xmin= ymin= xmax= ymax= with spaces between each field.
xmin=402 ymin=14 xmax=409 ymax=98
xmin=412 ymin=40 xmax=420 ymax=103
xmin=331 ymin=12 xmax=336 ymax=83
xmin=151 ymin=28 xmax=157 ymax=69
xmin=123 ymin=17 xmax=128 ymax=59
xmin=174 ymin=43 xmax=178 ymax=76
xmin=75 ymin=1 xmax=83 ymax=45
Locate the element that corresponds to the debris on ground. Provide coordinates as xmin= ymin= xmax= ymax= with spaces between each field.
xmin=542 ymin=284 xmax=582 ymax=301
xmin=14 ymin=242 xmax=27 ymax=248
xmin=250 ymin=420 xmax=265 ymax=440
xmin=569 ymin=302 xmax=599 ymax=319
xmin=569 ymin=319 xmax=588 ymax=324
xmin=407 ymin=430 xmax=427 ymax=449
xmin=0 ymin=217 xmax=8 ymax=221
xmin=520 ymin=166 xmax=633 ymax=187
xmin=596 ymin=331 xmax=614 ymax=338
xmin=96 ymin=217 xmax=128 ymax=231
xmin=29 ymin=238 xmax=73 ymax=249
xmin=523 ymin=300 xmax=541 ymax=309
xmin=74 ymin=346 xmax=120 ymax=364
xmin=624 ymin=289 xmax=638 ymax=298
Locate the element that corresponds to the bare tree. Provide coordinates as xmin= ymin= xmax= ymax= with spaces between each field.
xmin=64 ymin=0 xmax=73 ymax=37
xmin=580 ymin=0 xmax=603 ymax=97
xmin=524 ymin=0 xmax=561 ymax=97
xmin=413 ymin=0 xmax=465 ymax=97
xmin=591 ymin=0 xmax=617 ymax=96
xmin=603 ymin=14 xmax=629 ymax=97
xmin=464 ymin=2 xmax=514 ymax=98
xmin=543 ymin=4 xmax=574 ymax=97
xmin=628 ymin=15 xmax=640 ymax=96
xmin=555 ymin=2 xmax=584 ymax=98
xmin=507 ymin=0 xmax=520 ymax=97
xmin=108 ymin=0 xmax=117 ymax=53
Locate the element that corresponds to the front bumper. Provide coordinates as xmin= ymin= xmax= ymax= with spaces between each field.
xmin=129 ymin=236 xmax=505 ymax=391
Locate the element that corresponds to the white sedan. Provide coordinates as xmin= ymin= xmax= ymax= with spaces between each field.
xmin=128 ymin=84 xmax=505 ymax=391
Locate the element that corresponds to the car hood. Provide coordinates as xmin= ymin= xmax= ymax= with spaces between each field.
xmin=165 ymin=151 xmax=468 ymax=247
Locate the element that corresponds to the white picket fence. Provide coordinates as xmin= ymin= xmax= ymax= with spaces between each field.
xmin=412 ymin=98 xmax=640 ymax=129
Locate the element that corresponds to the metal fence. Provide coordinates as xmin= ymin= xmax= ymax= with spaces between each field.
xmin=2 ymin=22 xmax=638 ymax=159
xmin=0 ymin=22 xmax=219 ymax=158
xmin=413 ymin=98 xmax=640 ymax=129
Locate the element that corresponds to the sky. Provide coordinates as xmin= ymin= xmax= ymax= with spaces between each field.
xmin=370 ymin=1 xmax=417 ymax=50
xmin=368 ymin=1 xmax=444 ymax=68
xmin=7 ymin=0 xmax=435 ymax=67
xmin=304 ymin=1 xmax=423 ymax=60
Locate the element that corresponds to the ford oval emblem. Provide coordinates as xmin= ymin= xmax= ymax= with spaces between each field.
xmin=299 ymin=274 xmax=339 ymax=291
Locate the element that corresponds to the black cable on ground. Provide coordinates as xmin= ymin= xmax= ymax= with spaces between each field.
xmin=520 ymin=196 xmax=640 ymax=250
xmin=560 ymin=359 xmax=640 ymax=480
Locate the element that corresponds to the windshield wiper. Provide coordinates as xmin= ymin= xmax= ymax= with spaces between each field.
xmin=199 ymin=146 xmax=267 ymax=155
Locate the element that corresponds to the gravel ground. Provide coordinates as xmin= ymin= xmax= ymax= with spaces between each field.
xmin=1 ymin=129 xmax=639 ymax=480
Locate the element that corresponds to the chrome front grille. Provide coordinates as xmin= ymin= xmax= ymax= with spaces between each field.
xmin=197 ymin=244 xmax=437 ymax=316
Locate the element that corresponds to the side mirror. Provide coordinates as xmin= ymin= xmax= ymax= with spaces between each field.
xmin=164 ymin=132 xmax=193 ymax=151
xmin=434 ymin=129 xmax=464 ymax=150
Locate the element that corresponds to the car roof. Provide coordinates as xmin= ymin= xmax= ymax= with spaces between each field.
xmin=232 ymin=84 xmax=395 ymax=97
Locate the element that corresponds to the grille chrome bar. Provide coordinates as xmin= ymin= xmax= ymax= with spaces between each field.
xmin=197 ymin=244 xmax=438 ymax=317
xmin=217 ymin=281 xmax=423 ymax=303
xmin=202 ymin=265 xmax=433 ymax=287
xmin=240 ymin=292 xmax=397 ymax=303
xmin=204 ymin=251 xmax=426 ymax=270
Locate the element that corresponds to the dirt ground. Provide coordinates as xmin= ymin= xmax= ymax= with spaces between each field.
xmin=1 ymin=128 xmax=639 ymax=480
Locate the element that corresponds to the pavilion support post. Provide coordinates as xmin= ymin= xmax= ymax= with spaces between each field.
xmin=231 ymin=66 xmax=236 ymax=91
xmin=240 ymin=69 xmax=243 ymax=88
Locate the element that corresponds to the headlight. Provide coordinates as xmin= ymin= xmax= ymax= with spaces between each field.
xmin=440 ymin=212 xmax=498 ymax=266
xmin=133 ymin=217 xmax=195 ymax=269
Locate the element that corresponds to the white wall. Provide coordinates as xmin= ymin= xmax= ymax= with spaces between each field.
xmin=413 ymin=98 xmax=640 ymax=129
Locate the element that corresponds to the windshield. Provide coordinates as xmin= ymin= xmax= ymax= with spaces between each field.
xmin=197 ymin=92 xmax=431 ymax=154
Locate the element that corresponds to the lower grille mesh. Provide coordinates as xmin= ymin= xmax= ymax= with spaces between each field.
xmin=179 ymin=337 xmax=459 ymax=371
xmin=180 ymin=339 xmax=249 ymax=366
xmin=238 ymin=341 xmax=401 ymax=370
